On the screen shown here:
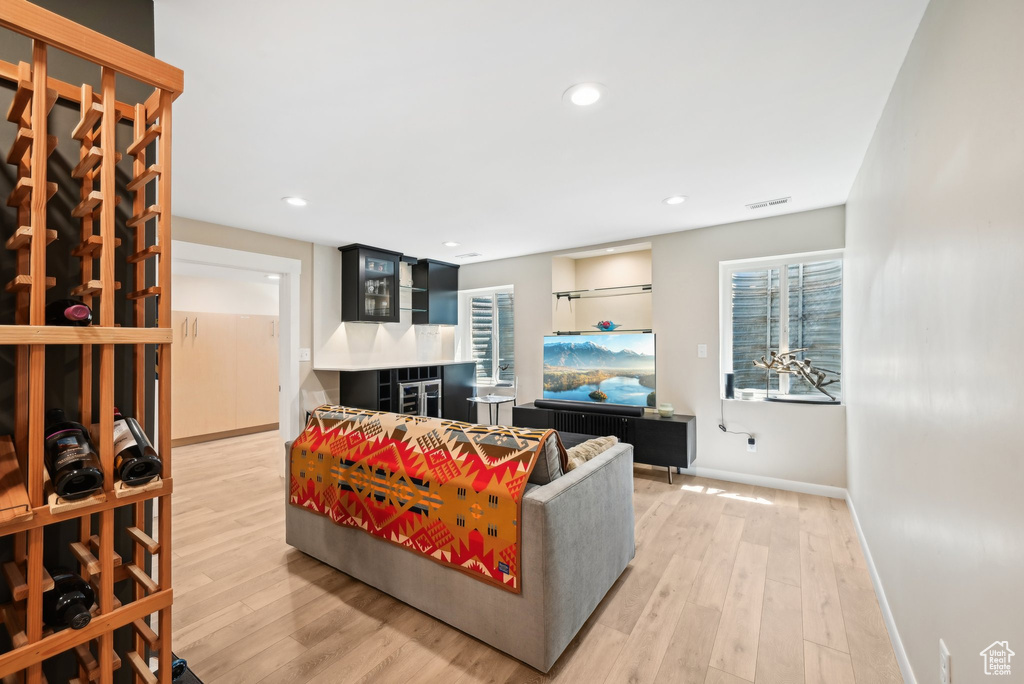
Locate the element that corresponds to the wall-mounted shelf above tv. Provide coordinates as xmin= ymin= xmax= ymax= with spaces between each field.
xmin=552 ymin=283 xmax=652 ymax=301
xmin=552 ymin=329 xmax=653 ymax=335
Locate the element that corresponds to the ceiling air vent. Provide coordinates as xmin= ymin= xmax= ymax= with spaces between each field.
xmin=455 ymin=252 xmax=482 ymax=259
xmin=746 ymin=196 xmax=791 ymax=210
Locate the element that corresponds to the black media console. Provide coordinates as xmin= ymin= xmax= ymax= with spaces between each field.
xmin=513 ymin=400 xmax=696 ymax=483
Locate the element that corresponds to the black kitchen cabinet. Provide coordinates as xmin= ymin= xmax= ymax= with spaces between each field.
xmin=339 ymin=244 xmax=402 ymax=323
xmin=412 ymin=259 xmax=459 ymax=325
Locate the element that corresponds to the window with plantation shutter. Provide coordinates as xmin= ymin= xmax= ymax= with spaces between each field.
xmin=722 ymin=253 xmax=842 ymax=402
xmin=461 ymin=287 xmax=515 ymax=384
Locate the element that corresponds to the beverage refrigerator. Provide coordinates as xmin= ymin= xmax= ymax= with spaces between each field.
xmin=398 ymin=379 xmax=443 ymax=418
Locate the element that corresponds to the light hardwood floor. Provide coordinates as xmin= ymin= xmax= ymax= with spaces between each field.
xmin=171 ymin=431 xmax=902 ymax=684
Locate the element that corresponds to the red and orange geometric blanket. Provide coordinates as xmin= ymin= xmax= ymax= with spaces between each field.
xmin=289 ymin=405 xmax=564 ymax=593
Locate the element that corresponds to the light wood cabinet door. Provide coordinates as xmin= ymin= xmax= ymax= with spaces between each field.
xmin=191 ymin=313 xmax=239 ymax=436
xmin=235 ymin=314 xmax=279 ymax=428
xmin=171 ymin=311 xmax=199 ymax=440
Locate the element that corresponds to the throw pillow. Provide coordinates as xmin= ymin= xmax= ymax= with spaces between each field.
xmin=565 ymin=436 xmax=619 ymax=472
xmin=528 ymin=432 xmax=567 ymax=485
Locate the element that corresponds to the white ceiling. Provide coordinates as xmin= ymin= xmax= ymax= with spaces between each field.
xmin=153 ymin=0 xmax=928 ymax=264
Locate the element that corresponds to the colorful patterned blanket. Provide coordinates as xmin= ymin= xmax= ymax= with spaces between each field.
xmin=289 ymin=406 xmax=564 ymax=593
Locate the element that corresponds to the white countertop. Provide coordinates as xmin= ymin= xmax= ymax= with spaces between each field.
xmin=316 ymin=360 xmax=475 ymax=372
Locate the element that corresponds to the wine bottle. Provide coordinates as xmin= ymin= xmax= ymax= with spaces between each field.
xmin=43 ymin=568 xmax=95 ymax=630
xmin=45 ymin=299 xmax=92 ymax=326
xmin=112 ymin=408 xmax=163 ymax=486
xmin=43 ymin=409 xmax=104 ymax=500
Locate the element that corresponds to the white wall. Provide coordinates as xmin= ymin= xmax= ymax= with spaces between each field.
xmin=461 ymin=206 xmax=847 ymax=486
xmin=311 ymin=244 xmax=456 ymax=374
xmin=844 ymin=0 xmax=1024 ymax=681
xmin=173 ymin=274 xmax=279 ymax=315
xmin=573 ymin=251 xmax=652 ymax=332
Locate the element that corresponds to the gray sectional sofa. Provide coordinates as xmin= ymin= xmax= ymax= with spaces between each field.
xmin=284 ymin=439 xmax=635 ymax=672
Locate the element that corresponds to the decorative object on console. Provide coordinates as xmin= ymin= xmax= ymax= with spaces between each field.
xmin=290 ymin=406 xmax=567 ymax=592
xmin=593 ymin=320 xmax=619 ymax=331
xmin=753 ymin=348 xmax=841 ymax=401
xmin=657 ymin=403 xmax=674 ymax=418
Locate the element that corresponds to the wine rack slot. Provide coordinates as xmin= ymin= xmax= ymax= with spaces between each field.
xmin=113 ymin=476 xmax=163 ymax=498
xmin=126 ymin=650 xmax=157 ymax=684
xmin=1 ymin=563 xmax=53 ymax=601
xmin=70 ymin=541 xmax=122 ymax=577
xmin=5 ymin=227 xmax=56 ymax=252
xmin=125 ymin=124 xmax=160 ymax=157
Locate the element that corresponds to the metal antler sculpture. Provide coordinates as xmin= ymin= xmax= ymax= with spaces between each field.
xmin=753 ymin=348 xmax=841 ymax=400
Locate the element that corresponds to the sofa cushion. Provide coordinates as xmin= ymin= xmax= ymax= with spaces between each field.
xmin=565 ymin=435 xmax=619 ymax=472
xmin=528 ymin=434 xmax=565 ymax=485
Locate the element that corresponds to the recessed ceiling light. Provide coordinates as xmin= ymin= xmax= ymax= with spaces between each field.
xmin=282 ymin=196 xmax=307 ymax=207
xmin=266 ymin=274 xmax=281 ymax=280
xmin=606 ymin=248 xmax=615 ymax=252
xmin=563 ymin=83 xmax=606 ymax=107
xmin=663 ymin=195 xmax=687 ymax=205
xmin=442 ymin=241 xmax=460 ymax=247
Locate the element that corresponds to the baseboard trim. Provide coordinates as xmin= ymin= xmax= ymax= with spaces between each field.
xmin=844 ymin=493 xmax=916 ymax=684
xmin=674 ymin=465 xmax=847 ymax=499
xmin=171 ymin=423 xmax=278 ymax=447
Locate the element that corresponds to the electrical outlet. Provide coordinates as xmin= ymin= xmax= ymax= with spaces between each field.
xmin=298 ymin=348 xmax=311 ymax=362
xmin=939 ymin=639 xmax=951 ymax=684
xmin=746 ymin=438 xmax=757 ymax=453
xmin=697 ymin=344 xmax=708 ymax=358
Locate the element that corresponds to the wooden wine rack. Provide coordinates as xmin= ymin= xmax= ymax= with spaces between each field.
xmin=0 ymin=2 xmax=183 ymax=682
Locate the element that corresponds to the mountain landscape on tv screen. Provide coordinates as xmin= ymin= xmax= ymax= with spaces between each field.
xmin=543 ymin=337 xmax=655 ymax=405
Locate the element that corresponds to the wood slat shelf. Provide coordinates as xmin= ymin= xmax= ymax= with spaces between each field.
xmin=5 ymin=275 xmax=56 ymax=293
xmin=113 ymin=477 xmax=162 ymax=498
xmin=0 ymin=603 xmax=27 ymax=649
xmin=70 ymin=280 xmax=122 ymax=298
xmin=5 ymin=127 xmax=55 ymax=165
xmin=71 ymin=235 xmax=121 ymax=258
xmin=131 ymin=619 xmax=159 ymax=649
xmin=71 ymin=190 xmax=101 ymax=218
xmin=70 ymin=147 xmax=102 ymax=179
xmin=70 ymin=102 xmax=103 ymax=141
xmin=0 ymin=436 xmax=32 ymax=525
xmin=126 ymin=287 xmax=161 ymax=301
xmin=5 ymin=226 xmax=57 ymax=251
xmin=0 ymin=479 xmax=172 ymax=538
xmin=70 ymin=541 xmax=122 ymax=577
xmin=126 ymin=245 xmax=161 ymax=264
xmin=126 ymin=204 xmax=161 ymax=228
xmin=6 ymin=177 xmax=57 ymax=206
xmin=126 ymin=650 xmax=157 ymax=684
xmin=126 ymin=164 xmax=161 ymax=192
xmin=124 ymin=564 xmax=158 ymax=595
xmin=0 ymin=590 xmax=171 ymax=678
xmin=125 ymin=526 xmax=159 ymax=555
xmin=2 ymin=562 xmax=54 ymax=602
xmin=73 ymin=641 xmax=122 ymax=682
xmin=126 ymin=124 xmax=160 ymax=157
xmin=4 ymin=82 xmax=55 ymax=125
xmin=0 ymin=325 xmax=172 ymax=346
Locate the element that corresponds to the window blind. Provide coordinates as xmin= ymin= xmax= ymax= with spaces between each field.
xmin=469 ymin=291 xmax=515 ymax=383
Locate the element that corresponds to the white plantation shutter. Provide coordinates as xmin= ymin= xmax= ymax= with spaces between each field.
xmin=467 ymin=289 xmax=515 ymax=383
xmin=728 ymin=258 xmax=842 ymax=400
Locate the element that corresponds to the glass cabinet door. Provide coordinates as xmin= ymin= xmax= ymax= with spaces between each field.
xmin=361 ymin=253 xmax=398 ymax=321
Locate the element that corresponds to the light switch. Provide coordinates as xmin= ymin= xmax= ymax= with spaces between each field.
xmin=697 ymin=344 xmax=708 ymax=358
xmin=298 ymin=348 xmax=311 ymax=362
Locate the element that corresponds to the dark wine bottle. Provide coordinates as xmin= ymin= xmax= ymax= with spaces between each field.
xmin=43 ymin=409 xmax=104 ymax=500
xmin=113 ymin=408 xmax=163 ymax=486
xmin=45 ymin=299 xmax=92 ymax=326
xmin=42 ymin=568 xmax=95 ymax=630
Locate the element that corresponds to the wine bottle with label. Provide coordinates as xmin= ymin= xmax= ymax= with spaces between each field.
xmin=45 ymin=299 xmax=92 ymax=326
xmin=42 ymin=568 xmax=95 ymax=630
xmin=43 ymin=409 xmax=104 ymax=500
xmin=112 ymin=408 xmax=163 ymax=486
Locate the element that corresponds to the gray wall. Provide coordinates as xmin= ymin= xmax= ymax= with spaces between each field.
xmin=845 ymin=0 xmax=1024 ymax=681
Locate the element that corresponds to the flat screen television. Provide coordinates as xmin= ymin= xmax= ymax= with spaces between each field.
xmin=542 ymin=333 xmax=656 ymax=407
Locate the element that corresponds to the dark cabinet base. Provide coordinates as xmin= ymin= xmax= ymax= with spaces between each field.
xmin=338 ymin=362 xmax=476 ymax=421
xmin=513 ymin=402 xmax=696 ymax=482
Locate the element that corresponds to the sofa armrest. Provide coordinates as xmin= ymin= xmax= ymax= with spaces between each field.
xmin=522 ymin=442 xmax=636 ymax=667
